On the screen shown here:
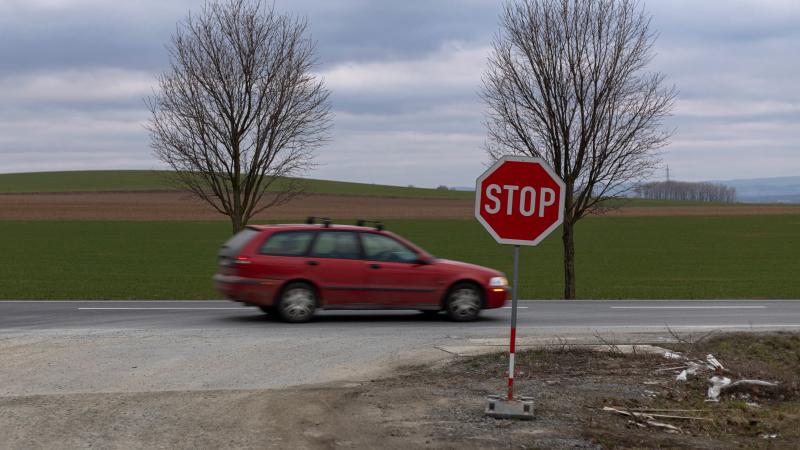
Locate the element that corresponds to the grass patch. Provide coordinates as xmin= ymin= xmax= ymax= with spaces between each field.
xmin=669 ymin=332 xmax=800 ymax=398
xmin=0 ymin=170 xmax=777 ymax=207
xmin=0 ymin=215 xmax=797 ymax=299
xmin=0 ymin=170 xmax=472 ymax=199
xmin=0 ymin=221 xmax=224 ymax=300
xmin=387 ymin=215 xmax=800 ymax=299
xmin=433 ymin=333 xmax=800 ymax=448
xmin=605 ymin=332 xmax=800 ymax=448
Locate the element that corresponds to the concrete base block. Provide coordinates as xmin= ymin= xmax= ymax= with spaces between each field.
xmin=484 ymin=394 xmax=535 ymax=420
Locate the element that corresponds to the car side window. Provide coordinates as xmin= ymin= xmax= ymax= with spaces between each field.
xmin=259 ymin=231 xmax=315 ymax=256
xmin=360 ymin=233 xmax=418 ymax=263
xmin=310 ymin=231 xmax=361 ymax=260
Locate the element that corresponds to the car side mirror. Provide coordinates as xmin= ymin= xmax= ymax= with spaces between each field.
xmin=416 ymin=255 xmax=432 ymax=265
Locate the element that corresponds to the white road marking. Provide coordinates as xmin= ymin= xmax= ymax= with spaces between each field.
xmin=79 ymin=306 xmax=531 ymax=311
xmin=78 ymin=307 xmax=245 ymax=311
xmin=0 ymin=300 xmax=228 ymax=303
xmin=611 ymin=306 xmax=766 ymax=310
xmin=469 ymin=324 xmax=800 ymax=330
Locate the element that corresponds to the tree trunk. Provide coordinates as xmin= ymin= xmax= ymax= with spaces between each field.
xmin=231 ymin=170 xmax=244 ymax=234
xmin=231 ymin=214 xmax=244 ymax=235
xmin=562 ymin=219 xmax=576 ymax=299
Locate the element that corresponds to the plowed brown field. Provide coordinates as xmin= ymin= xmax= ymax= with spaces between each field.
xmin=1 ymin=191 xmax=798 ymax=220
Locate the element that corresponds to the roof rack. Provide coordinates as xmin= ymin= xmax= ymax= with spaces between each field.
xmin=356 ymin=219 xmax=384 ymax=231
xmin=306 ymin=216 xmax=332 ymax=227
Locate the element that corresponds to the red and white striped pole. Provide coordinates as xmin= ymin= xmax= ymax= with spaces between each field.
xmin=507 ymin=245 xmax=521 ymax=400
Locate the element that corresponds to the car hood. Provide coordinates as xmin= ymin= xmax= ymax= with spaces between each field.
xmin=433 ymin=258 xmax=503 ymax=276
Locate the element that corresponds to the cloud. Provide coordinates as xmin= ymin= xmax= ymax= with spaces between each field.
xmin=321 ymin=43 xmax=487 ymax=96
xmin=0 ymin=68 xmax=155 ymax=103
xmin=676 ymin=99 xmax=800 ymax=119
xmin=0 ymin=0 xmax=798 ymax=186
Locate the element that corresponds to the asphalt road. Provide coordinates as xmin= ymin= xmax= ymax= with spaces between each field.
xmin=2 ymin=300 xmax=799 ymax=397
xmin=2 ymin=299 xmax=799 ymax=331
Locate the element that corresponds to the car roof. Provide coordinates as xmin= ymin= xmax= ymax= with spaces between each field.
xmin=247 ymin=224 xmax=386 ymax=233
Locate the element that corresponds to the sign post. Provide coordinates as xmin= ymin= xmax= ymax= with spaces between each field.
xmin=475 ymin=156 xmax=565 ymax=419
xmin=507 ymin=244 xmax=519 ymax=401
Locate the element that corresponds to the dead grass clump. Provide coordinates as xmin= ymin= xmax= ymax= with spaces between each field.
xmin=671 ymin=331 xmax=799 ymax=400
xmin=453 ymin=346 xmax=660 ymax=380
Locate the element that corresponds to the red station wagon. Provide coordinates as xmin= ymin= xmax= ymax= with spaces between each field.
xmin=213 ymin=218 xmax=509 ymax=322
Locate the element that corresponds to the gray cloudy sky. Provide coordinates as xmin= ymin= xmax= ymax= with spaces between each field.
xmin=1 ymin=0 xmax=798 ymax=187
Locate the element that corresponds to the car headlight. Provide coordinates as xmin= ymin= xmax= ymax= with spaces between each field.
xmin=489 ymin=276 xmax=508 ymax=287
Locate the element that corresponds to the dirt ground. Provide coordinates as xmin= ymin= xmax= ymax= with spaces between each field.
xmin=2 ymin=191 xmax=799 ymax=220
xmin=2 ymin=333 xmax=797 ymax=450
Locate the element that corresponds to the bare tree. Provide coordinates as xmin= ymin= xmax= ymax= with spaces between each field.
xmin=635 ymin=180 xmax=736 ymax=203
xmin=147 ymin=0 xmax=331 ymax=234
xmin=482 ymin=0 xmax=676 ymax=298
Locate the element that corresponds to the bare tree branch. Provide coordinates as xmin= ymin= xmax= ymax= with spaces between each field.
xmin=482 ymin=0 xmax=676 ymax=298
xmin=146 ymin=0 xmax=331 ymax=234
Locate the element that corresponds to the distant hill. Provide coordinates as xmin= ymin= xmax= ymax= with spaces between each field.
xmin=712 ymin=176 xmax=800 ymax=203
xmin=0 ymin=170 xmax=473 ymax=200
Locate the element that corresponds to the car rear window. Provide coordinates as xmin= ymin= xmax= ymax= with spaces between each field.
xmin=259 ymin=231 xmax=315 ymax=256
xmin=219 ymin=228 xmax=260 ymax=258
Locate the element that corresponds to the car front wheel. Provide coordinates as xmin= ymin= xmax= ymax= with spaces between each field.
xmin=446 ymin=283 xmax=482 ymax=322
xmin=277 ymin=282 xmax=317 ymax=323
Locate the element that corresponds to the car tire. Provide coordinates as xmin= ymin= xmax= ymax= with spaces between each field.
xmin=277 ymin=282 xmax=317 ymax=323
xmin=445 ymin=282 xmax=482 ymax=322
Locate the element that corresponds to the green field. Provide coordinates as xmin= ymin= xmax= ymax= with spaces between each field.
xmin=0 ymin=170 xmax=472 ymax=199
xmin=0 ymin=170 xmax=779 ymax=209
xmin=1 ymin=216 xmax=797 ymax=300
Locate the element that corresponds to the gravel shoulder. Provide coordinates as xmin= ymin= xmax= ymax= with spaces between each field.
xmin=3 ymin=332 xmax=797 ymax=449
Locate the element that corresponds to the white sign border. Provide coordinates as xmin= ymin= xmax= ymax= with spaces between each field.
xmin=474 ymin=155 xmax=566 ymax=246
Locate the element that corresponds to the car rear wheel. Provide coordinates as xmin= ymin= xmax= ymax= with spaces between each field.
xmin=446 ymin=283 xmax=482 ymax=322
xmin=277 ymin=282 xmax=317 ymax=323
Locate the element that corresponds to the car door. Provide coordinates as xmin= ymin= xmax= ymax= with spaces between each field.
xmin=246 ymin=230 xmax=316 ymax=301
xmin=359 ymin=232 xmax=440 ymax=307
xmin=306 ymin=230 xmax=370 ymax=306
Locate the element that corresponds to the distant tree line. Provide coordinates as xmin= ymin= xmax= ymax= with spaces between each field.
xmin=634 ymin=181 xmax=736 ymax=203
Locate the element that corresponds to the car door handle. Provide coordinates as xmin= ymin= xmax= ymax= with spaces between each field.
xmin=306 ymin=261 xmax=319 ymax=266
xmin=369 ymin=263 xmax=381 ymax=269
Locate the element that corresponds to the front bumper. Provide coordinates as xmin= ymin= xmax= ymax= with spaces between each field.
xmin=484 ymin=286 xmax=510 ymax=309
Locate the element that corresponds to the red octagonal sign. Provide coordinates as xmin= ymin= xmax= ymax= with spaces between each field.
xmin=475 ymin=156 xmax=566 ymax=246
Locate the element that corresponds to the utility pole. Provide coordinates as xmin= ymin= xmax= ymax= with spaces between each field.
xmin=666 ymin=165 xmax=670 ymax=182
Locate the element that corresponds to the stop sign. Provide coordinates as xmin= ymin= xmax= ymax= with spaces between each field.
xmin=475 ymin=156 xmax=565 ymax=246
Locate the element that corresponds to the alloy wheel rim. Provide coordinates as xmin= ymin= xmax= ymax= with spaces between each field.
xmin=282 ymin=288 xmax=315 ymax=320
xmin=449 ymin=288 xmax=480 ymax=318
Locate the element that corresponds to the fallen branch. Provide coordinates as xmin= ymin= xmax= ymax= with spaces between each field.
xmin=626 ymin=419 xmax=682 ymax=433
xmin=655 ymin=365 xmax=689 ymax=372
xmin=603 ymin=407 xmax=687 ymax=433
xmin=627 ymin=408 xmax=708 ymax=413
xmin=723 ymin=379 xmax=778 ymax=390
xmin=707 ymin=377 xmax=779 ymax=401
xmin=604 ymin=406 xmax=709 ymax=421
xmin=665 ymin=352 xmax=726 ymax=381
xmin=648 ymin=414 xmax=711 ymax=421
xmin=706 ymin=354 xmax=724 ymax=371
xmin=645 ymin=420 xmax=682 ymax=433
